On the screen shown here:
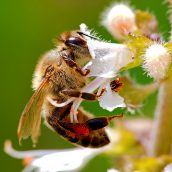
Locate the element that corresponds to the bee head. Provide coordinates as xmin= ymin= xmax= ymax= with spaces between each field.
xmin=64 ymin=33 xmax=87 ymax=48
xmin=55 ymin=31 xmax=93 ymax=66
xmin=57 ymin=31 xmax=90 ymax=56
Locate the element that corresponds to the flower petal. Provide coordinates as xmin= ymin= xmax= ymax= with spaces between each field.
xmin=80 ymin=24 xmax=132 ymax=78
xmin=99 ymin=81 xmax=126 ymax=111
xmin=4 ymin=140 xmax=106 ymax=172
xmin=164 ymin=163 xmax=172 ymax=172
xmin=24 ymin=148 xmax=102 ymax=172
xmin=107 ymin=168 xmax=119 ymax=172
xmin=87 ymin=40 xmax=132 ymax=78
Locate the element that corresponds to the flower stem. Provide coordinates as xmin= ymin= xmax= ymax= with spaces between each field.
xmin=150 ymin=76 xmax=172 ymax=156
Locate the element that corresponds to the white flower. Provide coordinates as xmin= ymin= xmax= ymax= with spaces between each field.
xmin=80 ymin=24 xmax=130 ymax=111
xmin=163 ymin=163 xmax=172 ymax=172
xmin=107 ymin=168 xmax=119 ymax=172
xmin=143 ymin=43 xmax=172 ymax=80
xmin=80 ymin=24 xmax=133 ymax=78
xmin=101 ymin=4 xmax=137 ymax=40
xmin=87 ymin=40 xmax=132 ymax=78
xmin=68 ymin=78 xmax=126 ymax=121
xmin=98 ymin=80 xmax=126 ymax=111
xmin=26 ymin=149 xmax=96 ymax=172
xmin=4 ymin=140 xmax=105 ymax=172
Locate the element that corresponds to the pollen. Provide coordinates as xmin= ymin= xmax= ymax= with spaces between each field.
xmin=22 ymin=156 xmax=33 ymax=166
xmin=73 ymin=124 xmax=90 ymax=137
xmin=143 ymin=44 xmax=172 ymax=80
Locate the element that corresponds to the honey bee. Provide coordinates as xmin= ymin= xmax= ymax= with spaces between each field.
xmin=17 ymin=30 xmax=122 ymax=148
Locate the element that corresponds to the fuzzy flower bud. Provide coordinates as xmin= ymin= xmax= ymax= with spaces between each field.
xmin=143 ymin=44 xmax=172 ymax=80
xmin=101 ymin=4 xmax=137 ymax=40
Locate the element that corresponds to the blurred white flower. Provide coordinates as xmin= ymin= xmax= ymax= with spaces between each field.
xmin=24 ymin=149 xmax=98 ymax=172
xmin=101 ymin=4 xmax=137 ymax=40
xmin=4 ymin=140 xmax=106 ymax=172
xmin=143 ymin=43 xmax=172 ymax=80
xmin=107 ymin=168 xmax=119 ymax=172
xmin=163 ymin=163 xmax=172 ymax=172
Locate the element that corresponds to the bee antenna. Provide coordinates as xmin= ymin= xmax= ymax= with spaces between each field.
xmin=77 ymin=31 xmax=100 ymax=41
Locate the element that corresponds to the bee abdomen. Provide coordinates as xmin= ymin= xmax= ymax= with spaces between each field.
xmin=46 ymin=105 xmax=110 ymax=148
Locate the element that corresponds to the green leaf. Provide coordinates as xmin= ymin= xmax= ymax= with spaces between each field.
xmin=119 ymin=76 xmax=158 ymax=107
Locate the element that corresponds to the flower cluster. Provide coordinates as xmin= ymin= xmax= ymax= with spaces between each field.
xmin=101 ymin=2 xmax=172 ymax=81
xmin=5 ymin=1 xmax=172 ymax=172
xmin=47 ymin=3 xmax=172 ymax=123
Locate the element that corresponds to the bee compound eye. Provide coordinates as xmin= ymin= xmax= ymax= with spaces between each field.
xmin=65 ymin=37 xmax=86 ymax=47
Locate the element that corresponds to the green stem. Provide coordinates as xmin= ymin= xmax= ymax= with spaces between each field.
xmin=150 ymin=76 xmax=172 ymax=156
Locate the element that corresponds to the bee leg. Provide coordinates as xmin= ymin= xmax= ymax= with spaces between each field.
xmin=61 ymin=88 xmax=106 ymax=123
xmin=61 ymin=89 xmax=98 ymax=101
xmin=62 ymin=55 xmax=90 ymax=76
xmin=86 ymin=114 xmax=123 ymax=130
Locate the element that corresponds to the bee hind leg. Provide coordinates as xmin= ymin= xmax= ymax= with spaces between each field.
xmin=61 ymin=88 xmax=106 ymax=123
xmin=61 ymin=87 xmax=106 ymax=101
xmin=61 ymin=89 xmax=98 ymax=101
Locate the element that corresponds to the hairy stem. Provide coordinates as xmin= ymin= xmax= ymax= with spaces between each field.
xmin=166 ymin=0 xmax=172 ymax=39
xmin=150 ymin=76 xmax=172 ymax=156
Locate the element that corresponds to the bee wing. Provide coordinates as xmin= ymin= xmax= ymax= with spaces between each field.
xmin=17 ymin=78 xmax=49 ymax=145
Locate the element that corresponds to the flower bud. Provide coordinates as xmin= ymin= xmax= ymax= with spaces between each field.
xmin=143 ymin=44 xmax=172 ymax=80
xmin=101 ymin=4 xmax=137 ymax=40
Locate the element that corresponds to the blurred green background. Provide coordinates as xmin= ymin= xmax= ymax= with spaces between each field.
xmin=0 ymin=0 xmax=170 ymax=171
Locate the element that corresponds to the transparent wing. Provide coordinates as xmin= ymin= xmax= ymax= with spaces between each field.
xmin=17 ymin=78 xmax=49 ymax=145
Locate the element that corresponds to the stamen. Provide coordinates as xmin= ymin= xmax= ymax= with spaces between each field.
xmin=96 ymin=79 xmax=110 ymax=96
